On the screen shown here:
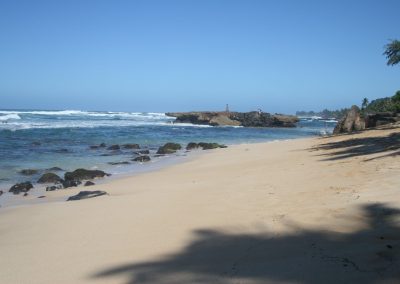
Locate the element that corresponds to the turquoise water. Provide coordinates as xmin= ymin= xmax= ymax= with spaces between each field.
xmin=0 ymin=110 xmax=336 ymax=187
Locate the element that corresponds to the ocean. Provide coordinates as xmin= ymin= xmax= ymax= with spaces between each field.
xmin=0 ymin=110 xmax=336 ymax=190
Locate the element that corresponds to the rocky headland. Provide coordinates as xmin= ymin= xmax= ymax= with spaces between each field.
xmin=165 ymin=111 xmax=299 ymax=127
xmin=333 ymin=105 xmax=400 ymax=134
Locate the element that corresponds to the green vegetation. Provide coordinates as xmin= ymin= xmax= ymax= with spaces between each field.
xmin=384 ymin=40 xmax=400 ymax=66
xmin=363 ymin=90 xmax=400 ymax=113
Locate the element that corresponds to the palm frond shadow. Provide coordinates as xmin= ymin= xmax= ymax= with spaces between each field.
xmin=92 ymin=203 xmax=400 ymax=283
xmin=312 ymin=132 xmax=400 ymax=161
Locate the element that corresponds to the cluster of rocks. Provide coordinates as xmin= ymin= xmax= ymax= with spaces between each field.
xmin=4 ymin=141 xmax=228 ymax=198
xmin=7 ymin=168 xmax=110 ymax=195
xmin=89 ymin=142 xmax=151 ymax=163
xmin=166 ymin=111 xmax=299 ymax=127
xmin=333 ymin=106 xmax=400 ymax=134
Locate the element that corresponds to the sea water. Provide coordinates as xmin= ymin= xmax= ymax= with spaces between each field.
xmin=0 ymin=110 xmax=336 ymax=189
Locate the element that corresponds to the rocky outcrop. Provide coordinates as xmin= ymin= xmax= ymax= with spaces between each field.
xmin=156 ymin=143 xmax=182 ymax=154
xmin=166 ymin=111 xmax=299 ymax=127
xmin=333 ymin=106 xmax=400 ymax=134
xmin=67 ymin=190 xmax=107 ymax=201
xmin=37 ymin=173 xmax=63 ymax=184
xmin=9 ymin=182 xmax=33 ymax=195
xmin=333 ymin=106 xmax=366 ymax=134
xmin=64 ymin=169 xmax=108 ymax=182
xmin=365 ymin=112 xmax=400 ymax=128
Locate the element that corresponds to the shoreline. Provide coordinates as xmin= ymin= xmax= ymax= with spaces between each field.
xmin=0 ymin=126 xmax=399 ymax=283
xmin=0 ymin=137 xmax=312 ymax=209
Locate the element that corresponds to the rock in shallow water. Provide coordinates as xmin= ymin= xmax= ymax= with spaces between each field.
xmin=156 ymin=143 xmax=182 ymax=154
xmin=46 ymin=167 xmax=63 ymax=172
xmin=132 ymin=155 xmax=151 ymax=162
xmin=9 ymin=182 xmax=33 ymax=195
xmin=186 ymin=142 xmax=227 ymax=150
xmin=134 ymin=149 xmax=150 ymax=155
xmin=67 ymin=190 xmax=107 ymax=201
xmin=108 ymin=161 xmax=130 ymax=165
xmin=19 ymin=169 xmax=39 ymax=176
xmin=122 ymin=143 xmax=140 ymax=149
xmin=64 ymin=169 xmax=108 ymax=182
xmin=84 ymin=181 xmax=95 ymax=186
xmin=107 ymin=144 xmax=120 ymax=150
xmin=38 ymin=173 xmax=63 ymax=184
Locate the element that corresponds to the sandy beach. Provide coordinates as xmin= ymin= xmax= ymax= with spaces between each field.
xmin=0 ymin=126 xmax=399 ymax=284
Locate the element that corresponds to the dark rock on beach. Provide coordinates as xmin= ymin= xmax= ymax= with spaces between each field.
xmin=122 ymin=143 xmax=140 ymax=149
xmin=67 ymin=190 xmax=107 ymax=201
xmin=84 ymin=181 xmax=95 ymax=186
xmin=19 ymin=169 xmax=39 ymax=175
xmin=0 ymin=190 xmax=3 ymax=196
xmin=9 ymin=182 xmax=33 ymax=195
xmin=61 ymin=180 xmax=81 ymax=189
xmin=132 ymin=155 xmax=151 ymax=162
xmin=107 ymin=144 xmax=120 ymax=150
xmin=38 ymin=173 xmax=63 ymax=184
xmin=46 ymin=184 xmax=63 ymax=191
xmin=64 ymin=169 xmax=108 ymax=182
xmin=156 ymin=143 xmax=182 ymax=154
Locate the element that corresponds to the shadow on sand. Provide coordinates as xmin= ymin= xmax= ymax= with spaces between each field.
xmin=92 ymin=204 xmax=400 ymax=283
xmin=312 ymin=131 xmax=400 ymax=161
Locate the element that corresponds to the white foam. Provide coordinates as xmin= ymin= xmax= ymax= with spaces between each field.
xmin=0 ymin=114 xmax=21 ymax=121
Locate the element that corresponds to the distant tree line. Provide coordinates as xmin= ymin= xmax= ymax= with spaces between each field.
xmin=296 ymin=108 xmax=350 ymax=119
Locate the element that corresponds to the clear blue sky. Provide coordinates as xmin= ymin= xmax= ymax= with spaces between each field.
xmin=0 ymin=0 xmax=399 ymax=113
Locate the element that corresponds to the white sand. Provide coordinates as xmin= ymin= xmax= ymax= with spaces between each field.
xmin=0 ymin=127 xmax=399 ymax=283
